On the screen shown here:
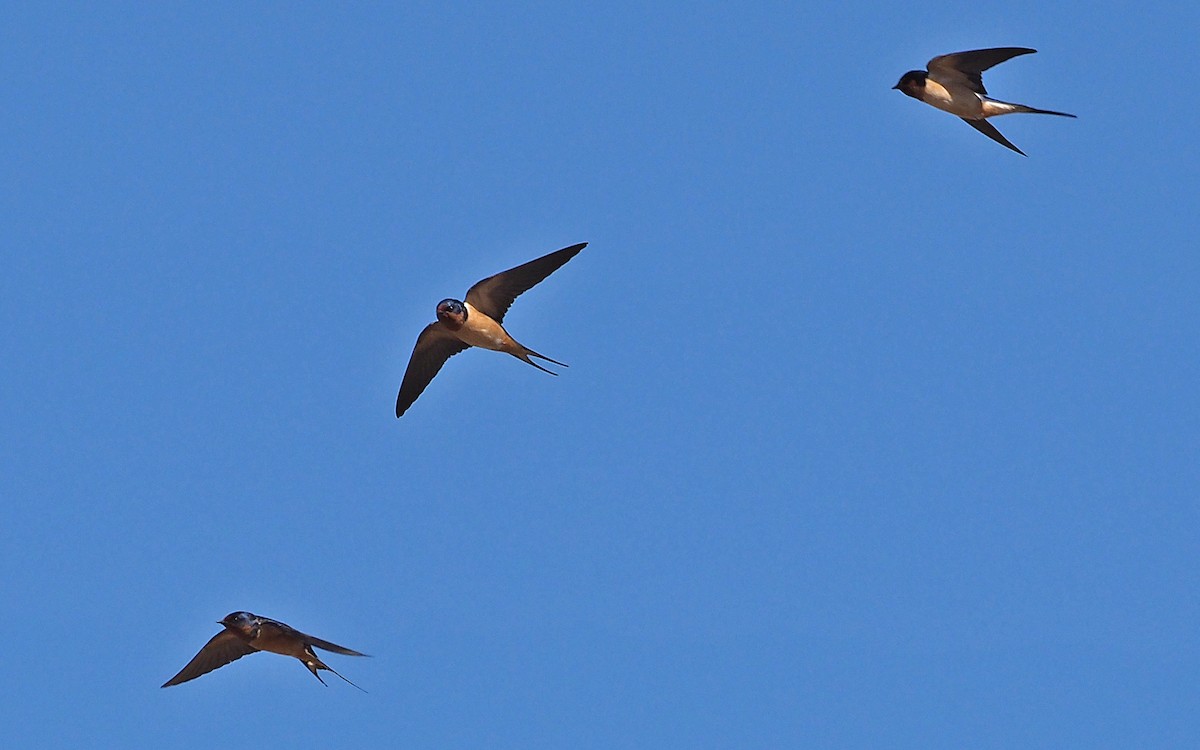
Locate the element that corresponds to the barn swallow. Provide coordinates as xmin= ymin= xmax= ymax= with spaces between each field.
xmin=161 ymin=611 xmax=368 ymax=690
xmin=893 ymin=47 xmax=1075 ymax=155
xmin=395 ymin=242 xmax=586 ymax=417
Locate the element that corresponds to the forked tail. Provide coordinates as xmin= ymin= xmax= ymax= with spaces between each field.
xmin=1016 ymin=104 xmax=1075 ymax=118
xmin=323 ymin=663 xmax=368 ymax=692
xmin=306 ymin=659 xmax=368 ymax=692
xmin=992 ymin=98 xmax=1076 ymax=118
xmin=514 ymin=346 xmax=569 ymax=375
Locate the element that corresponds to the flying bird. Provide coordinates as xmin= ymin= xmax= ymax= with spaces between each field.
xmin=162 ymin=611 xmax=367 ymax=690
xmin=395 ymin=242 xmax=586 ymax=418
xmin=893 ymin=47 xmax=1075 ymax=155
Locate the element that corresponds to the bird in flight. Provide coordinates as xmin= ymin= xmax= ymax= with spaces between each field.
xmin=893 ymin=47 xmax=1075 ymax=155
xmin=162 ymin=611 xmax=367 ymax=690
xmin=395 ymin=242 xmax=587 ymax=418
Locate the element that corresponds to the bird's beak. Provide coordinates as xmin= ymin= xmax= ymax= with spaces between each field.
xmin=891 ymin=84 xmax=900 ymax=90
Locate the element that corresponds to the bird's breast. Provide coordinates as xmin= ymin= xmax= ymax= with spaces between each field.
xmin=457 ymin=304 xmax=516 ymax=351
xmin=922 ymin=79 xmax=983 ymax=118
xmin=250 ymin=628 xmax=307 ymax=658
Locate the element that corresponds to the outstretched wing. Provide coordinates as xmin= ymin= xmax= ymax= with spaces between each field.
xmin=962 ymin=118 xmax=1026 ymax=156
xmin=305 ymin=634 xmax=368 ymax=657
xmin=396 ymin=322 xmax=469 ymax=417
xmin=161 ymin=630 xmax=256 ymax=687
xmin=929 ymin=47 xmax=1036 ymax=94
xmin=465 ymin=242 xmax=586 ymax=322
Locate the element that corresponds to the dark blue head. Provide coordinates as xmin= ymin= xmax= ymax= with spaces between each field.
xmin=436 ymin=299 xmax=468 ymax=329
xmin=893 ymin=70 xmax=926 ymax=99
xmin=220 ymin=611 xmax=257 ymax=636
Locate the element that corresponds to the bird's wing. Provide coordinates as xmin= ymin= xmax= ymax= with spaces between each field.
xmin=396 ymin=322 xmax=469 ymax=417
xmin=305 ymin=634 xmax=368 ymax=656
xmin=928 ymin=47 xmax=1036 ymax=94
xmin=161 ymin=630 xmax=256 ymax=687
xmin=961 ymin=118 xmax=1026 ymax=156
xmin=464 ymin=242 xmax=586 ymax=322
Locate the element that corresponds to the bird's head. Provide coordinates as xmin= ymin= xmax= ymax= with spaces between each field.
xmin=220 ymin=611 xmax=257 ymax=636
xmin=893 ymin=70 xmax=926 ymax=99
xmin=436 ymin=299 xmax=468 ymax=330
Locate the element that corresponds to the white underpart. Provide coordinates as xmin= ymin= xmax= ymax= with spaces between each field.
xmin=457 ymin=326 xmax=507 ymax=350
xmin=456 ymin=302 xmax=512 ymax=351
xmin=921 ymin=78 xmax=985 ymax=119
xmin=979 ymin=97 xmax=1025 ymax=118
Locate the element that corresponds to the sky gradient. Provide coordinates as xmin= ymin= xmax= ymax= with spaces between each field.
xmin=3 ymin=2 xmax=1198 ymax=748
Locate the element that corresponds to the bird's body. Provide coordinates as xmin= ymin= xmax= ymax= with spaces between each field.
xmin=395 ymin=242 xmax=586 ymax=417
xmin=916 ymin=76 xmax=1064 ymax=120
xmin=162 ymin=611 xmax=367 ymax=689
xmin=449 ymin=301 xmax=521 ymax=352
xmin=894 ymin=47 xmax=1075 ymax=155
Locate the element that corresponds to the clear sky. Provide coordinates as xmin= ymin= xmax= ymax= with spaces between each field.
xmin=3 ymin=2 xmax=1198 ymax=748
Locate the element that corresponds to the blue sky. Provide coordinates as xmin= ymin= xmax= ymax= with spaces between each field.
xmin=3 ymin=2 xmax=1198 ymax=747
